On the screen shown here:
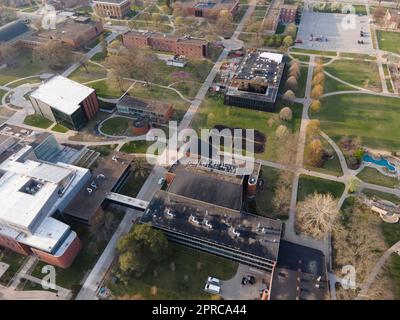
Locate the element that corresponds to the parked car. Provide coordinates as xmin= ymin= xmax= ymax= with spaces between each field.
xmin=204 ymin=283 xmax=220 ymax=294
xmin=158 ymin=178 xmax=165 ymax=185
xmin=247 ymin=275 xmax=256 ymax=285
xmin=207 ymin=277 xmax=221 ymax=285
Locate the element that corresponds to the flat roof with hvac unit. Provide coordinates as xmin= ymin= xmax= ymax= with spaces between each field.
xmin=63 ymin=152 xmax=134 ymax=223
xmin=142 ymin=190 xmax=282 ymax=271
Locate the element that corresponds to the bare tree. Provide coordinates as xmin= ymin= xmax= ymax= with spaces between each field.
xmin=33 ymin=41 xmax=72 ymax=70
xmin=296 ymin=192 xmax=339 ymax=239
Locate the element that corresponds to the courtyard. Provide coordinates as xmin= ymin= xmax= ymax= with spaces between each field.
xmin=295 ymin=12 xmax=374 ymax=53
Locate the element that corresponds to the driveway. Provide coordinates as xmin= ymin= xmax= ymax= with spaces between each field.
xmin=220 ymin=264 xmax=269 ymax=300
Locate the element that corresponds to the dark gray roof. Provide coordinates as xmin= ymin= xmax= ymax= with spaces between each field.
xmin=0 ymin=21 xmax=29 ymax=43
xmin=168 ymin=166 xmax=243 ymax=211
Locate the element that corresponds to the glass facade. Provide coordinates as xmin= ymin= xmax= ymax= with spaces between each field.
xmin=51 ymin=106 xmax=88 ymax=130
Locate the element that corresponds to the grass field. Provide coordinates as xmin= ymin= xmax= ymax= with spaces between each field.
xmin=89 ymin=79 xmax=132 ymax=99
xmin=290 ymin=48 xmax=337 ymax=56
xmin=362 ymin=189 xmax=400 ymax=204
xmin=325 ymin=59 xmax=381 ymax=92
xmin=117 ymin=167 xmax=152 ymax=198
xmin=377 ymin=30 xmax=400 ymax=55
xmin=324 ymin=74 xmax=355 ymax=93
xmin=0 ymin=53 xmax=50 ymax=86
xmin=51 ymin=124 xmax=69 ymax=133
xmin=0 ymin=249 xmax=27 ymax=286
xmin=191 ymin=94 xmax=303 ymax=162
xmin=290 ymin=54 xmax=310 ymax=63
xmin=89 ymin=144 xmax=117 ymax=157
xmin=314 ymin=94 xmax=400 ymax=151
xmin=101 ymin=117 xmax=131 ymax=136
xmin=297 ymin=175 xmax=345 ymax=202
xmin=106 ymin=243 xmax=238 ymax=300
xmin=304 ymin=134 xmax=343 ymax=177
xmin=32 ymin=210 xmax=124 ymax=292
xmin=254 ymin=166 xmax=291 ymax=220
xmin=357 ymin=167 xmax=399 ymax=188
xmin=24 ymin=114 xmax=53 ymax=129
xmin=69 ymin=62 xmax=107 ymax=84
xmin=120 ymin=140 xmax=152 ymax=154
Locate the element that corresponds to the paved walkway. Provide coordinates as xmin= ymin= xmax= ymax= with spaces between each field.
xmin=356 ymin=240 xmax=400 ymax=300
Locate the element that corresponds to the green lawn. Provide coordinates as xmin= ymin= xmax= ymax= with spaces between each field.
xmin=304 ymin=135 xmax=343 ymax=177
xmin=0 ymin=90 xmax=6 ymax=101
xmin=89 ymin=144 xmax=117 ymax=157
xmin=51 ymin=123 xmax=69 ymax=133
xmin=191 ymin=94 xmax=303 ymax=162
xmin=362 ymin=189 xmax=400 ymax=205
xmin=254 ymin=166 xmax=291 ymax=220
xmin=0 ymin=52 xmax=50 ymax=85
xmin=339 ymin=52 xmax=376 ymax=60
xmin=325 ymin=59 xmax=381 ymax=92
xmin=324 ymin=74 xmax=354 ymax=93
xmin=116 ymin=167 xmax=152 ymax=198
xmin=314 ymin=94 xmax=400 ymax=151
xmin=290 ymin=54 xmax=310 ymax=63
xmin=69 ymin=62 xmax=107 ymax=84
xmin=353 ymin=4 xmax=367 ymax=15
xmin=377 ymin=30 xmax=400 ymax=55
xmin=357 ymin=167 xmax=399 ymax=188
xmin=24 ymin=114 xmax=53 ymax=129
xmin=32 ymin=210 xmax=124 ymax=292
xmin=388 ymin=255 xmax=400 ymax=299
xmin=290 ymin=48 xmax=337 ymax=56
xmin=101 ymin=117 xmax=131 ymax=136
xmin=297 ymin=175 xmax=345 ymax=202
xmin=0 ymin=249 xmax=27 ymax=286
xmin=120 ymin=140 xmax=151 ymax=154
xmin=296 ymin=66 xmax=308 ymax=98
xmin=106 ymin=243 xmax=238 ymax=300
xmin=89 ymin=79 xmax=131 ymax=99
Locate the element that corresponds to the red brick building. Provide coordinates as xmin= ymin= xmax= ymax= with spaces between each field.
xmin=279 ymin=5 xmax=298 ymax=23
xmin=123 ymin=31 xmax=208 ymax=59
xmin=93 ymin=0 xmax=131 ymax=19
xmin=176 ymin=0 xmax=239 ymax=19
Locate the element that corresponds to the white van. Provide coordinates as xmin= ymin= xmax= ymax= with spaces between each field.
xmin=207 ymin=277 xmax=221 ymax=285
xmin=204 ymin=283 xmax=220 ymax=294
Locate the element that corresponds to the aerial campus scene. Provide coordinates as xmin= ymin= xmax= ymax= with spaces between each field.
xmin=0 ymin=0 xmax=400 ymax=307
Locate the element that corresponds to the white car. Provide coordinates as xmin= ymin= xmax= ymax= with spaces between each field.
xmin=158 ymin=178 xmax=165 ymax=185
xmin=207 ymin=277 xmax=221 ymax=285
xmin=204 ymin=283 xmax=220 ymax=294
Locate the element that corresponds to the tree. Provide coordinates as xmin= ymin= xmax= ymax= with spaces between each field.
xmin=312 ymin=72 xmax=325 ymax=86
xmin=296 ymin=192 xmax=339 ymax=239
xmin=99 ymin=33 xmax=108 ymax=57
xmin=33 ymin=41 xmax=72 ymax=70
xmin=348 ymin=178 xmax=361 ymax=193
xmin=373 ymin=6 xmax=386 ymax=22
xmin=314 ymin=62 xmax=324 ymax=74
xmin=275 ymin=125 xmax=289 ymax=139
xmin=152 ymin=12 xmax=162 ymax=25
xmin=216 ymin=10 xmax=234 ymax=36
xmin=305 ymin=138 xmax=325 ymax=167
xmin=282 ymin=89 xmax=296 ymax=104
xmin=90 ymin=211 xmax=120 ymax=244
xmin=310 ymin=99 xmax=321 ymax=112
xmin=279 ymin=107 xmax=293 ymax=121
xmin=285 ymin=75 xmax=298 ymax=91
xmin=0 ymin=43 xmax=17 ymax=65
xmin=353 ymin=147 xmax=365 ymax=161
xmin=105 ymin=53 xmax=132 ymax=91
xmin=306 ymin=119 xmax=321 ymax=136
xmin=282 ymin=35 xmax=294 ymax=47
xmin=117 ymin=224 xmax=169 ymax=280
xmin=132 ymin=157 xmax=150 ymax=177
xmin=286 ymin=23 xmax=297 ymax=37
xmin=311 ymin=84 xmax=324 ymax=99
xmin=289 ymin=62 xmax=300 ymax=78
xmin=172 ymin=3 xmax=183 ymax=17
xmin=160 ymin=5 xmax=171 ymax=15
xmin=132 ymin=49 xmax=159 ymax=86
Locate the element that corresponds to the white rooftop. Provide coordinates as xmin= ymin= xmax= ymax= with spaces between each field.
xmin=30 ymin=75 xmax=95 ymax=115
xmin=0 ymin=146 xmax=73 ymax=232
xmin=259 ymin=52 xmax=284 ymax=64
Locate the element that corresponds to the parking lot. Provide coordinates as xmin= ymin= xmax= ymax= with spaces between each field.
xmin=295 ymin=12 xmax=374 ymax=53
xmin=219 ymin=264 xmax=270 ymax=300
